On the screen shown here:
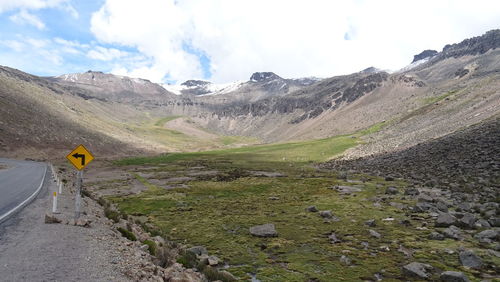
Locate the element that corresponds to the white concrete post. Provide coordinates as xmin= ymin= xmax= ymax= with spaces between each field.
xmin=52 ymin=191 xmax=58 ymax=213
xmin=75 ymin=170 xmax=83 ymax=219
xmin=58 ymin=182 xmax=63 ymax=195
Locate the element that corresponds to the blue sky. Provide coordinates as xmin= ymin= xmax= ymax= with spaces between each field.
xmin=0 ymin=0 xmax=499 ymax=84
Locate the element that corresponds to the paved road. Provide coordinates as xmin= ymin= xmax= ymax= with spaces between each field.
xmin=0 ymin=158 xmax=47 ymax=223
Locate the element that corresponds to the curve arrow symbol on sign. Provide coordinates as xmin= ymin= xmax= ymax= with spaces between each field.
xmin=72 ymin=153 xmax=86 ymax=166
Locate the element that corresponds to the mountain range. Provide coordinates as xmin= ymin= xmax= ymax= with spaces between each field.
xmin=0 ymin=29 xmax=499 ymax=159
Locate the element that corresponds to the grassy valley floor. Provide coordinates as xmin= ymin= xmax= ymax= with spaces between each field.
xmin=84 ymin=125 xmax=498 ymax=281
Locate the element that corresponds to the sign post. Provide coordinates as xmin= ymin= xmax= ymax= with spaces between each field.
xmin=66 ymin=144 xmax=94 ymax=220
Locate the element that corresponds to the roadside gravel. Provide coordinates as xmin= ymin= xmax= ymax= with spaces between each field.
xmin=0 ymin=168 xmax=131 ymax=282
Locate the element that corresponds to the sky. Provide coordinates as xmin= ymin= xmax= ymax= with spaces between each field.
xmin=0 ymin=0 xmax=499 ymax=84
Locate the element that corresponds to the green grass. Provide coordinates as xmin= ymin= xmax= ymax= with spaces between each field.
xmin=114 ymin=121 xmax=383 ymax=167
xmin=154 ymin=116 xmax=182 ymax=126
xmin=422 ymin=89 xmax=459 ymax=104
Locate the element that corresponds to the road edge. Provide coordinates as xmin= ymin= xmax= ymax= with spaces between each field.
xmin=0 ymin=163 xmax=48 ymax=224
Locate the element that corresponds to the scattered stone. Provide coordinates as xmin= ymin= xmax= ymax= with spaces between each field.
xmin=306 ymin=206 xmax=318 ymax=212
xmin=385 ymin=187 xmax=398 ymax=195
xmin=456 ymin=202 xmax=472 ymax=212
xmin=488 ymin=217 xmax=500 ymax=227
xmin=74 ymin=217 xmax=91 ymax=227
xmin=187 ymin=246 xmax=208 ymax=256
xmin=417 ymin=194 xmax=434 ymax=203
xmin=398 ymin=245 xmax=414 ymax=257
xmin=456 ymin=213 xmax=476 ymax=229
xmin=368 ymin=229 xmax=381 ymax=239
xmin=44 ymin=213 xmax=62 ymax=224
xmin=333 ymin=185 xmax=362 ymax=194
xmin=413 ymin=202 xmax=437 ymax=213
xmin=360 ymin=241 xmax=369 ymax=249
xmin=474 ymin=229 xmax=499 ymax=243
xmin=459 ymin=250 xmax=482 ymax=269
xmin=440 ymin=271 xmax=470 ymax=282
xmin=319 ymin=210 xmax=333 ymax=219
xmin=474 ymin=219 xmax=491 ymax=228
xmin=329 ymin=233 xmax=341 ymax=244
xmin=404 ymin=188 xmax=420 ymax=196
xmin=249 ymin=224 xmax=278 ymax=237
xmin=207 ymin=255 xmax=219 ymax=266
xmin=435 ymin=213 xmax=458 ymax=227
xmin=442 ymin=225 xmax=462 ymax=240
xmin=139 ymin=244 xmax=149 ymax=252
xmin=365 ymin=219 xmax=376 ymax=227
xmin=429 ymin=231 xmax=445 ymax=240
xmin=402 ymin=262 xmax=433 ymax=279
xmin=435 ymin=201 xmax=449 ymax=212
xmin=339 ymin=255 xmax=352 ymax=265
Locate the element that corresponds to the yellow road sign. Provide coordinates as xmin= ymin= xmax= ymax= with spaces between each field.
xmin=66 ymin=144 xmax=94 ymax=170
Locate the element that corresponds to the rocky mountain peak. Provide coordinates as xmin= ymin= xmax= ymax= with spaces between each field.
xmin=439 ymin=29 xmax=500 ymax=59
xmin=181 ymin=80 xmax=211 ymax=87
xmin=360 ymin=67 xmax=381 ymax=74
xmin=250 ymin=72 xmax=282 ymax=82
xmin=411 ymin=50 xmax=438 ymax=63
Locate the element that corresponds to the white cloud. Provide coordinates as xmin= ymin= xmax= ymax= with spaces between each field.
xmin=90 ymin=0 xmax=500 ymax=83
xmin=9 ymin=10 xmax=46 ymax=29
xmin=0 ymin=0 xmax=69 ymax=13
xmin=87 ymin=46 xmax=130 ymax=61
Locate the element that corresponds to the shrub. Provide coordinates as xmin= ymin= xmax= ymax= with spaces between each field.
xmin=156 ymin=245 xmax=177 ymax=267
xmin=104 ymin=207 xmax=120 ymax=223
xmin=176 ymin=250 xmax=198 ymax=269
xmin=117 ymin=227 xmax=137 ymax=241
xmin=142 ymin=239 xmax=157 ymax=256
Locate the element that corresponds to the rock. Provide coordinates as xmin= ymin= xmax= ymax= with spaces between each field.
xmin=456 ymin=202 xmax=472 ymax=212
xmin=333 ymin=185 xmax=362 ymax=194
xmin=306 ymin=206 xmax=318 ymax=212
xmin=385 ymin=187 xmax=398 ymax=195
xmin=139 ymin=244 xmax=149 ymax=251
xmin=404 ymin=187 xmax=420 ymax=196
xmin=329 ymin=233 xmax=341 ymax=244
xmin=474 ymin=219 xmax=491 ymax=228
xmin=435 ymin=213 xmax=458 ymax=227
xmin=74 ymin=217 xmax=91 ymax=227
xmin=153 ymin=235 xmax=165 ymax=246
xmin=442 ymin=225 xmax=462 ymax=240
xmin=207 ymin=255 xmax=219 ymax=266
xmin=417 ymin=194 xmax=434 ymax=203
xmin=474 ymin=229 xmax=499 ymax=243
xmin=440 ymin=271 xmax=470 ymax=282
xmin=268 ymin=196 xmax=279 ymax=200
xmin=435 ymin=201 xmax=449 ymax=212
xmin=384 ymin=176 xmax=394 ymax=181
xmin=488 ymin=217 xmax=500 ymax=227
xmin=429 ymin=232 xmax=445 ymax=240
xmin=44 ymin=213 xmax=62 ymax=224
xmin=368 ymin=229 xmax=381 ymax=239
xmin=459 ymin=250 xmax=482 ymax=269
xmin=187 ymin=246 xmax=208 ymax=256
xmin=413 ymin=202 xmax=438 ymax=213
xmin=402 ymin=262 xmax=433 ymax=279
xmin=319 ymin=210 xmax=333 ymax=219
xmin=219 ymin=270 xmax=238 ymax=281
xmin=456 ymin=213 xmax=476 ymax=229
xmin=365 ymin=219 xmax=376 ymax=227
xmin=340 ymin=255 xmax=351 ymax=265
xmin=249 ymin=224 xmax=278 ymax=237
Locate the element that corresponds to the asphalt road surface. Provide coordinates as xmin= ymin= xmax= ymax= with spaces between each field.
xmin=0 ymin=158 xmax=47 ymax=223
